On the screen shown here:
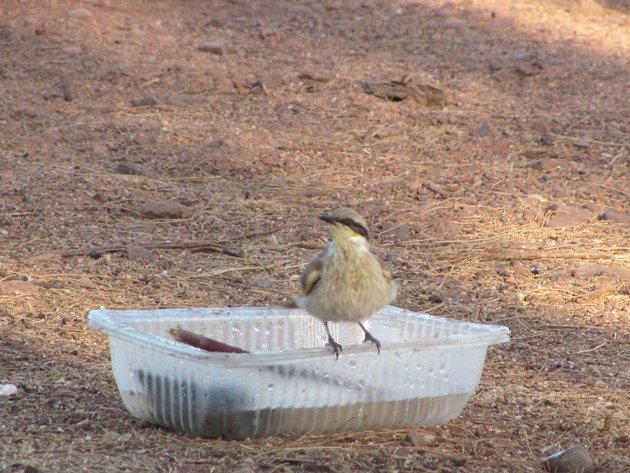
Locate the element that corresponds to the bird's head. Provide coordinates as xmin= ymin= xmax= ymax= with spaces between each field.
xmin=320 ymin=207 xmax=370 ymax=245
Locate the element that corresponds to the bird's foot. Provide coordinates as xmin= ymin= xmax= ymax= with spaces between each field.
xmin=361 ymin=329 xmax=381 ymax=354
xmin=327 ymin=336 xmax=343 ymax=360
xmin=323 ymin=321 xmax=343 ymax=359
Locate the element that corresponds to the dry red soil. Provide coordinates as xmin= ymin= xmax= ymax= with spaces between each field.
xmin=1 ymin=0 xmax=628 ymax=472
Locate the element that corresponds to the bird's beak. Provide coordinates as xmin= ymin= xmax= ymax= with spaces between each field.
xmin=319 ymin=214 xmax=335 ymax=224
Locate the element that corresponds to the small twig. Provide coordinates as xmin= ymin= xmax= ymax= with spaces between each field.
xmin=188 ymin=261 xmax=303 ymax=279
xmin=549 ymin=132 xmax=627 ymax=147
xmin=540 ymin=324 xmax=601 ymax=330
xmin=188 ymin=264 xmax=273 ymax=278
xmin=140 ymin=77 xmax=160 ymax=88
xmin=60 ymin=240 xmax=244 ymax=258
xmin=520 ymin=427 xmax=541 ymax=468
xmin=576 ymin=341 xmax=607 ymax=354
xmin=292 ymin=242 xmax=325 ymax=250
xmin=378 ymin=221 xmax=410 ymax=236
xmin=0 ymin=212 xmax=34 ymax=217
xmin=598 ymin=184 xmax=630 ymax=201
xmin=277 ymin=143 xmax=346 ymax=152
xmin=423 ymin=182 xmax=448 ymax=198
xmin=219 ymin=228 xmax=277 ymax=243
xmin=170 ymin=327 xmax=249 ymax=353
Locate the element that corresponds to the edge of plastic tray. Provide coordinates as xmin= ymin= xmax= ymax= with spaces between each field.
xmin=88 ymin=306 xmax=510 ymax=365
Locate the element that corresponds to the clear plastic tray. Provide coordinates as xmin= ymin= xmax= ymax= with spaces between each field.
xmin=88 ymin=306 xmax=509 ymax=438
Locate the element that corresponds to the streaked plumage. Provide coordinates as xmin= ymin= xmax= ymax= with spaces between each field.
xmin=295 ymin=207 xmax=396 ymax=358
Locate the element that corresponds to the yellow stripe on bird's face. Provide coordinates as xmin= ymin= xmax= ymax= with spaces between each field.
xmin=330 ymin=224 xmax=369 ymax=252
xmin=321 ymin=207 xmax=371 ymax=247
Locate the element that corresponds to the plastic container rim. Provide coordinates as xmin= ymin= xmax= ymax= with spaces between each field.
xmin=88 ymin=306 xmax=510 ymax=366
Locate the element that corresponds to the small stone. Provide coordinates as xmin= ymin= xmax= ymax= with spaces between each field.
xmin=28 ymin=36 xmax=53 ymax=50
xmin=395 ymin=223 xmax=410 ymax=242
xmin=572 ymin=140 xmax=590 ymax=150
xmin=207 ymin=138 xmax=228 ymax=150
xmin=529 ymin=159 xmax=559 ymax=171
xmin=4 ymin=464 xmax=40 ymax=473
xmin=251 ymin=277 xmax=274 ymax=289
xmin=542 ymin=444 xmax=594 ymax=473
xmin=131 ymin=95 xmax=160 ymax=107
xmin=545 ymin=203 xmax=591 ymax=228
xmin=599 ymin=208 xmax=630 ymax=224
xmin=88 ymin=250 xmax=102 ymax=259
xmin=487 ymin=60 xmax=503 ymax=71
xmin=92 ymin=192 xmax=107 ymax=203
xmin=114 ymin=162 xmax=141 ymax=175
xmin=252 ymin=72 xmax=285 ymax=92
xmin=0 ymin=280 xmax=41 ymax=295
xmin=126 ymin=245 xmax=153 ymax=263
xmin=259 ymin=29 xmax=285 ymax=43
xmin=117 ymin=65 xmax=132 ymax=77
xmin=572 ymin=263 xmax=606 ymax=278
xmin=165 ymin=63 xmax=183 ymax=72
xmin=428 ymin=217 xmax=460 ymax=238
xmin=138 ymin=199 xmax=191 ymax=219
xmin=163 ymin=94 xmax=206 ymax=107
xmin=401 ymin=430 xmax=430 ymax=447
xmin=524 ymin=193 xmax=547 ymax=203
xmin=407 ymin=179 xmax=422 ymax=193
xmin=473 ymin=121 xmax=498 ymax=138
xmin=62 ymin=81 xmax=79 ymax=101
xmin=67 ymin=9 xmax=93 ymax=19
xmin=42 ymin=90 xmax=62 ymax=101
xmin=0 ymin=384 xmax=18 ymax=396
xmin=198 ymin=39 xmax=232 ymax=55
xmin=515 ymin=62 xmax=537 ymax=76
xmin=530 ymin=119 xmax=550 ymax=134
xmin=546 ymin=269 xmax=571 ymax=280
xmin=428 ymin=292 xmax=444 ymax=304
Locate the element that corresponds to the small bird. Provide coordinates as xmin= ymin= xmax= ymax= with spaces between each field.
xmin=295 ymin=207 xmax=397 ymax=359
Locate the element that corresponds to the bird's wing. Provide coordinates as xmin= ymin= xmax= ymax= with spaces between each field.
xmin=375 ymin=253 xmax=397 ymax=302
xmin=374 ymin=253 xmax=394 ymax=282
xmin=382 ymin=266 xmax=394 ymax=282
xmin=300 ymin=250 xmax=326 ymax=295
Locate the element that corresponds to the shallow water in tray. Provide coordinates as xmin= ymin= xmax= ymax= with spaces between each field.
xmin=124 ymin=370 xmax=469 ymax=438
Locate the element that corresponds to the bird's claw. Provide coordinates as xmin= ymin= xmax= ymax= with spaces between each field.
xmin=327 ymin=338 xmax=343 ymax=360
xmin=363 ymin=332 xmax=381 ymax=355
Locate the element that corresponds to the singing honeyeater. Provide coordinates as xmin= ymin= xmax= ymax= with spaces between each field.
xmin=295 ymin=207 xmax=396 ymax=358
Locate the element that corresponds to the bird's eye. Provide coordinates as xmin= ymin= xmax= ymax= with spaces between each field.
xmin=340 ymin=219 xmax=369 ymax=239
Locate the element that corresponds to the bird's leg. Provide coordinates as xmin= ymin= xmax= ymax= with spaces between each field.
xmin=358 ymin=322 xmax=381 ymax=354
xmin=323 ymin=321 xmax=343 ymax=360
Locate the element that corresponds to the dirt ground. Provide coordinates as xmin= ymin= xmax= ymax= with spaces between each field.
xmin=0 ymin=0 xmax=628 ymax=471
